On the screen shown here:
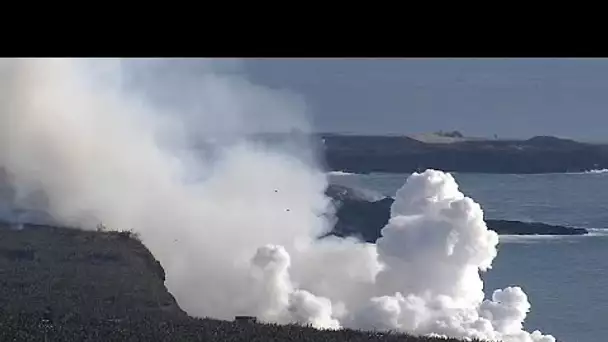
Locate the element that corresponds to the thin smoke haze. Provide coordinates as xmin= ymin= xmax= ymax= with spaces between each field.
xmin=0 ymin=58 xmax=554 ymax=341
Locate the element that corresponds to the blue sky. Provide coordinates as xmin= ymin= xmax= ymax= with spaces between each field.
xmin=244 ymin=58 xmax=608 ymax=141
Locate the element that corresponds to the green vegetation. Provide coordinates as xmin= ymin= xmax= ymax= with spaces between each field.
xmin=0 ymin=222 xmax=491 ymax=341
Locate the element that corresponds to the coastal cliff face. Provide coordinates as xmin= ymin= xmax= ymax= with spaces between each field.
xmin=320 ymin=134 xmax=608 ymax=174
xmin=0 ymin=222 xmax=185 ymax=322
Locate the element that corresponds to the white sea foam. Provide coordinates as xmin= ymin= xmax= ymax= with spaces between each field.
xmin=327 ymin=171 xmax=357 ymax=176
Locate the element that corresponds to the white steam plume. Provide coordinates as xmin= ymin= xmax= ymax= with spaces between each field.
xmin=0 ymin=58 xmax=334 ymax=322
xmin=249 ymin=244 xmax=341 ymax=329
xmin=0 ymin=58 xmax=555 ymax=342
xmin=348 ymin=170 xmax=555 ymax=342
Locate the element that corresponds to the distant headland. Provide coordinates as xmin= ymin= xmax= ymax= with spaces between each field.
xmin=317 ymin=131 xmax=608 ymax=174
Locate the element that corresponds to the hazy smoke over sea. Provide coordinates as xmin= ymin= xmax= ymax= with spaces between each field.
xmin=0 ymin=58 xmax=554 ymax=341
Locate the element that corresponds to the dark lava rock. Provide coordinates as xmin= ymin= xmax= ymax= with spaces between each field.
xmin=324 ymin=184 xmax=588 ymax=243
xmin=487 ymin=219 xmax=587 ymax=235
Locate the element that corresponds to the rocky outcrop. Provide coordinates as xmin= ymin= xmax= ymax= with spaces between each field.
xmin=484 ymin=219 xmax=587 ymax=235
xmin=324 ymin=184 xmax=588 ymax=242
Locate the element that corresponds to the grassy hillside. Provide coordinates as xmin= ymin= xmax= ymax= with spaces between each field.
xmin=0 ymin=223 xmax=182 ymax=320
xmin=0 ymin=222 xmax=490 ymax=342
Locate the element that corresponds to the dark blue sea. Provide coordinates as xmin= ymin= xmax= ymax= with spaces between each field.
xmin=329 ymin=171 xmax=608 ymax=342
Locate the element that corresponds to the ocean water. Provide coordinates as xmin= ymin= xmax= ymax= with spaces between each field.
xmin=329 ymin=171 xmax=608 ymax=342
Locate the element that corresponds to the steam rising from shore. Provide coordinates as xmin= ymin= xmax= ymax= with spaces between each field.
xmin=0 ymin=58 xmax=554 ymax=341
